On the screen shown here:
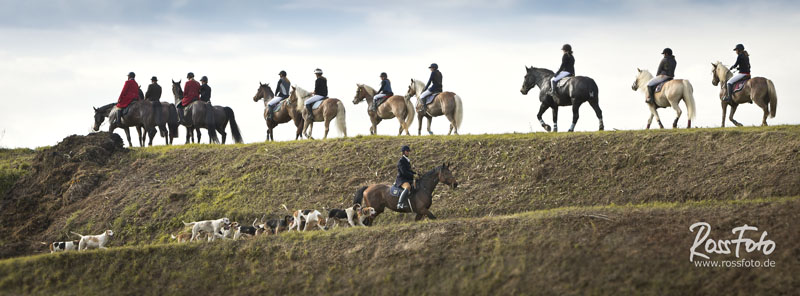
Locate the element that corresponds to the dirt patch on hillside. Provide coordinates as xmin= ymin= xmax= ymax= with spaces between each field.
xmin=0 ymin=132 xmax=125 ymax=258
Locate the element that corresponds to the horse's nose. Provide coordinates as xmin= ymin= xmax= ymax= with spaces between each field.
xmin=520 ymin=88 xmax=527 ymax=95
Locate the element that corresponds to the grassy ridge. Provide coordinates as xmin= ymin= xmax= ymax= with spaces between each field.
xmin=1 ymin=197 xmax=797 ymax=295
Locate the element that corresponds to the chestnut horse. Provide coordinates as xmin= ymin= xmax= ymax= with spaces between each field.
xmin=406 ymin=79 xmax=463 ymax=135
xmin=252 ymin=82 xmax=304 ymax=141
xmin=352 ymin=84 xmax=415 ymax=136
xmin=354 ymin=163 xmax=458 ymax=222
xmin=711 ymin=62 xmax=777 ymax=127
xmin=289 ymin=86 xmax=347 ymax=140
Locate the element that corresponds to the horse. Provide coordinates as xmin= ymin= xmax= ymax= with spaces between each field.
xmin=354 ymin=163 xmax=458 ymax=222
xmin=171 ymin=80 xmax=220 ymax=144
xmin=289 ymin=86 xmax=347 ymax=140
xmin=520 ymin=67 xmax=604 ymax=132
xmin=631 ymin=69 xmax=697 ymax=129
xmin=92 ymin=99 xmax=162 ymax=147
xmin=253 ymin=82 xmax=304 ymax=141
xmin=137 ymin=90 xmax=179 ymax=145
xmin=711 ymin=62 xmax=777 ymax=127
xmin=353 ymin=84 xmax=415 ymax=136
xmin=405 ymin=79 xmax=463 ymax=135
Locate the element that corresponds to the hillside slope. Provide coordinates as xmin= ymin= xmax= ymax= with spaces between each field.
xmin=1 ymin=126 xmax=799 ymax=259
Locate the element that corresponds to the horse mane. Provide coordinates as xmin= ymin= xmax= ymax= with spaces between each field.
xmin=293 ymin=85 xmax=312 ymax=111
xmin=635 ymin=69 xmax=653 ymax=92
xmin=531 ymin=67 xmax=555 ymax=76
xmin=361 ymin=84 xmax=376 ymax=95
xmin=96 ymin=103 xmax=116 ymax=113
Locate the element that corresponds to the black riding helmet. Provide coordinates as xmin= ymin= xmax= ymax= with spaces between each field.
xmin=380 ymin=72 xmax=388 ymax=78
xmin=429 ymin=63 xmax=438 ymax=69
xmin=661 ymin=48 xmax=673 ymax=55
xmin=279 ymin=70 xmax=287 ymax=76
xmin=151 ymin=76 xmax=158 ymax=81
xmin=187 ymin=72 xmax=195 ymax=79
xmin=734 ymin=44 xmax=745 ymax=51
xmin=401 ymin=145 xmax=411 ymax=152
xmin=200 ymin=76 xmax=208 ymax=82
xmin=128 ymin=72 xmax=135 ymax=78
xmin=561 ymin=44 xmax=572 ymax=52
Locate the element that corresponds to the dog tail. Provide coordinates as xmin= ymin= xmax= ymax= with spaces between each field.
xmin=281 ymin=204 xmax=291 ymax=214
xmin=182 ymin=221 xmax=195 ymax=226
xmin=70 ymin=231 xmax=83 ymax=238
xmin=40 ymin=241 xmax=49 ymax=245
xmin=252 ymin=218 xmax=259 ymax=228
xmin=353 ymin=186 xmax=367 ymax=206
xmin=170 ymin=234 xmax=177 ymax=240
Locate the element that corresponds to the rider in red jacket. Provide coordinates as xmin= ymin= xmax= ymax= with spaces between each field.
xmin=178 ymin=72 xmax=201 ymax=124
xmin=114 ymin=72 xmax=139 ymax=125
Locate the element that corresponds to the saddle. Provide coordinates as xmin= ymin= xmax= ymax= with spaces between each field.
xmin=311 ymin=98 xmax=327 ymax=110
xmin=732 ymin=76 xmax=750 ymax=94
xmin=423 ymin=93 xmax=440 ymax=105
xmin=654 ymin=77 xmax=674 ymax=93
xmin=389 ymin=185 xmax=414 ymax=197
xmin=552 ymin=77 xmax=572 ymax=96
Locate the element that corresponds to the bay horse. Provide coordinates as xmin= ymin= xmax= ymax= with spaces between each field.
xmin=711 ymin=62 xmax=777 ymax=127
xmin=171 ymin=80 xmax=220 ymax=144
xmin=354 ymin=163 xmax=458 ymax=222
xmin=252 ymin=82 xmax=304 ymax=141
xmin=289 ymin=86 xmax=347 ymax=140
xmin=520 ymin=66 xmax=604 ymax=132
xmin=92 ymin=99 xmax=162 ymax=147
xmin=353 ymin=84 xmax=415 ymax=136
xmin=632 ymin=69 xmax=697 ymax=129
xmin=139 ymin=90 xmax=179 ymax=145
xmin=405 ymin=79 xmax=463 ymax=135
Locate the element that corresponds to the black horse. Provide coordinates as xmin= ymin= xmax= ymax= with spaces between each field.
xmin=520 ymin=67 xmax=604 ymax=132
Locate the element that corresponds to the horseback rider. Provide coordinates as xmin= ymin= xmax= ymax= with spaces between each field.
xmin=550 ymin=44 xmax=575 ymax=97
xmin=396 ymin=145 xmax=417 ymax=210
xmin=267 ymin=70 xmax=291 ymax=121
xmin=306 ymin=68 xmax=327 ymax=121
xmin=114 ymin=72 xmax=139 ymax=125
xmin=145 ymin=76 xmax=161 ymax=102
xmin=646 ymin=48 xmax=677 ymax=104
xmin=199 ymin=76 xmax=212 ymax=102
xmin=178 ymin=72 xmax=201 ymax=125
xmin=724 ymin=44 xmax=751 ymax=103
xmin=419 ymin=63 xmax=442 ymax=114
xmin=371 ymin=72 xmax=393 ymax=112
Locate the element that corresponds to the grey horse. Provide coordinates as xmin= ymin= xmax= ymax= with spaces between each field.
xmin=520 ymin=67 xmax=604 ymax=132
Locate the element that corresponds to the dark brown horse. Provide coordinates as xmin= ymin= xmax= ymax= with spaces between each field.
xmin=354 ymin=163 xmax=458 ymax=222
xmin=252 ymin=82 xmax=304 ymax=141
xmin=171 ymin=80 xmax=220 ymax=144
xmin=92 ymin=99 xmax=162 ymax=147
xmin=137 ymin=89 xmax=179 ymax=145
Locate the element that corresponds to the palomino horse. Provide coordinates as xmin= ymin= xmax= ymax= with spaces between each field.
xmin=171 ymin=80 xmax=221 ymax=144
xmin=92 ymin=100 xmax=162 ymax=147
xmin=253 ymin=82 xmax=304 ymax=141
xmin=353 ymin=84 xmax=415 ymax=136
xmin=632 ymin=69 xmax=697 ymax=129
xmin=711 ymin=62 xmax=777 ymax=127
xmin=289 ymin=86 xmax=347 ymax=140
xmin=406 ymin=79 xmax=463 ymax=135
xmin=354 ymin=163 xmax=458 ymax=222
xmin=521 ymin=67 xmax=604 ymax=132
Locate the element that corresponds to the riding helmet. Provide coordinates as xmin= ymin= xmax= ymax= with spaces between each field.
xmin=429 ymin=63 xmax=438 ymax=69
xmin=279 ymin=70 xmax=287 ymax=76
xmin=734 ymin=44 xmax=745 ymax=51
xmin=380 ymin=72 xmax=388 ymax=78
xmin=187 ymin=72 xmax=195 ymax=78
xmin=661 ymin=48 xmax=673 ymax=55
xmin=314 ymin=68 xmax=323 ymax=74
xmin=128 ymin=72 xmax=135 ymax=78
xmin=401 ymin=145 xmax=411 ymax=152
xmin=200 ymin=76 xmax=208 ymax=82
xmin=561 ymin=44 xmax=572 ymax=52
xmin=151 ymin=76 xmax=158 ymax=81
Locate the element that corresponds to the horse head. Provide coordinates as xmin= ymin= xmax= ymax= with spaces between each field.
xmin=353 ymin=84 xmax=366 ymax=104
xmin=632 ymin=68 xmax=652 ymax=91
xmin=521 ymin=66 xmax=537 ymax=95
xmin=171 ymin=80 xmax=183 ymax=104
xmin=406 ymin=79 xmax=420 ymax=99
xmin=711 ymin=62 xmax=724 ymax=86
xmin=438 ymin=162 xmax=459 ymax=189
xmin=92 ymin=104 xmax=113 ymax=131
xmin=254 ymin=82 xmax=273 ymax=102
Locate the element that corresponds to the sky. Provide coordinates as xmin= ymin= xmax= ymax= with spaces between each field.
xmin=1 ymin=0 xmax=798 ymax=148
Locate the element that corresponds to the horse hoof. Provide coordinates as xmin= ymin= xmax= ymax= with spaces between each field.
xmin=568 ymin=129 xmax=574 ymax=132
xmin=599 ymin=125 xmax=604 ymax=131
xmin=543 ymin=125 xmax=551 ymax=132
xmin=428 ymin=131 xmax=433 ymax=135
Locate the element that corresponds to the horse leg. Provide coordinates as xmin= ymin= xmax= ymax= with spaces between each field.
xmin=646 ymin=112 xmax=654 ymax=129
xmin=123 ymin=127 xmax=133 ymax=147
xmin=569 ymin=101 xmax=583 ymax=132
xmin=671 ymin=103 xmax=682 ymax=129
xmin=729 ymin=104 xmax=743 ymax=127
xmin=415 ymin=214 xmax=424 ymax=221
xmin=323 ymin=117 xmax=331 ymax=140
xmin=588 ymin=98 xmax=604 ymax=131
xmin=536 ymin=103 xmax=551 ymax=132
xmin=417 ymin=113 xmax=424 ymax=136
xmin=396 ymin=117 xmax=406 ymax=136
xmin=446 ymin=112 xmax=457 ymax=135
xmin=426 ymin=116 xmax=433 ymax=135
xmin=721 ymin=102 xmax=728 ymax=128
xmin=551 ymin=106 xmax=559 ymax=132
xmin=753 ymin=95 xmax=769 ymax=126
xmin=419 ymin=208 xmax=436 ymax=220
xmin=218 ymin=127 xmax=227 ymax=144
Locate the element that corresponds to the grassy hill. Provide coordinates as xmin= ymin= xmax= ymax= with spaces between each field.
xmin=1 ymin=126 xmax=799 ymax=294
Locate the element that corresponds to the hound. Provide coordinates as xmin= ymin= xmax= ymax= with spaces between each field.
xmin=301 ymin=210 xmax=327 ymax=231
xmin=182 ymin=217 xmax=231 ymax=242
xmin=42 ymin=240 xmax=80 ymax=253
xmin=265 ymin=215 xmax=293 ymax=235
xmin=282 ymin=204 xmax=313 ymax=232
xmin=170 ymin=233 xmax=192 ymax=243
xmin=70 ymin=230 xmax=114 ymax=250
xmin=352 ymin=206 xmax=377 ymax=227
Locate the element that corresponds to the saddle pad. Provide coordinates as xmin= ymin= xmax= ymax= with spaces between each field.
xmin=312 ymin=99 xmax=325 ymax=109
xmin=390 ymin=185 xmax=403 ymax=197
xmin=272 ymin=101 xmax=283 ymax=113
xmin=424 ymin=93 xmax=440 ymax=105
xmin=733 ymin=77 xmax=750 ymax=93
xmin=654 ymin=78 xmax=674 ymax=93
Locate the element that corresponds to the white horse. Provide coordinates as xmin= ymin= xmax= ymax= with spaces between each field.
xmin=290 ymin=86 xmax=347 ymax=139
xmin=405 ymin=79 xmax=463 ymax=135
xmin=632 ymin=69 xmax=697 ymax=129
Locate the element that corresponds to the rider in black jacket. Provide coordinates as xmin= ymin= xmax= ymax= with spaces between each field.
xmin=396 ymin=145 xmax=416 ymax=210
xmin=724 ymin=44 xmax=751 ymax=102
xmin=199 ymin=76 xmax=212 ymax=102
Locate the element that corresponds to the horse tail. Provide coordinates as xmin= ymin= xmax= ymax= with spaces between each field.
xmin=168 ymin=104 xmax=179 ymax=138
xmin=404 ymin=96 xmax=415 ymax=129
xmin=204 ymin=104 xmax=220 ymax=143
xmin=682 ymin=80 xmax=697 ymax=121
xmin=335 ymin=100 xmax=347 ymax=137
xmin=152 ymin=100 xmax=164 ymax=136
xmin=454 ymin=94 xmax=463 ymax=130
xmin=767 ymin=79 xmax=777 ymax=118
xmin=353 ymin=186 xmax=367 ymax=206
xmin=224 ymin=107 xmax=243 ymax=143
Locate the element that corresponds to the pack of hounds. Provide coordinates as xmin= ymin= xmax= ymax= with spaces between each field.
xmin=42 ymin=204 xmax=377 ymax=253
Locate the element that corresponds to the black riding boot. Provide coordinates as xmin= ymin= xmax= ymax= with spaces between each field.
xmin=305 ymin=104 xmax=314 ymax=121
xmin=370 ymin=100 xmax=378 ymax=112
xmin=723 ymin=84 xmax=734 ymax=102
xmin=420 ymin=98 xmax=428 ymax=114
xmin=647 ymin=86 xmax=656 ymax=104
xmin=397 ymin=188 xmax=410 ymax=209
xmin=267 ymin=105 xmax=275 ymax=121
xmin=113 ymin=109 xmax=122 ymax=126
xmin=549 ymin=81 xmax=557 ymax=97
xmin=177 ymin=106 xmax=185 ymax=125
